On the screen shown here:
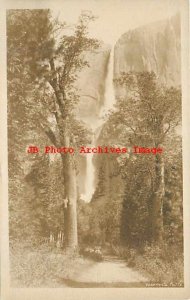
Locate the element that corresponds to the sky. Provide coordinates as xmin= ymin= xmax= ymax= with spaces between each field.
xmin=52 ymin=0 xmax=180 ymax=46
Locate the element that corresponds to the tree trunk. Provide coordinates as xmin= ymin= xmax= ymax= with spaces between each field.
xmin=49 ymin=70 xmax=78 ymax=250
xmin=61 ymin=133 xmax=78 ymax=250
xmin=149 ymin=152 xmax=164 ymax=243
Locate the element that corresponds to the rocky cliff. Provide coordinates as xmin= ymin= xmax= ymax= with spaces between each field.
xmin=114 ymin=14 xmax=180 ymax=93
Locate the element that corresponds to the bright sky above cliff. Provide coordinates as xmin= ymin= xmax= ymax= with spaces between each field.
xmin=52 ymin=0 xmax=180 ymax=45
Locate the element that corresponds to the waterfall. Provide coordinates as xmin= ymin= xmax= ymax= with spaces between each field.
xmin=100 ymin=48 xmax=115 ymax=116
xmin=81 ymin=134 xmax=96 ymax=203
xmin=81 ymin=47 xmax=115 ymax=203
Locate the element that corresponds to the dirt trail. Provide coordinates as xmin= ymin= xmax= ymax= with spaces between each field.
xmin=61 ymin=256 xmax=148 ymax=287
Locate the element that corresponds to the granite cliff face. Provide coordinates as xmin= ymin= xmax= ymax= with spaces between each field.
xmin=114 ymin=14 xmax=180 ymax=93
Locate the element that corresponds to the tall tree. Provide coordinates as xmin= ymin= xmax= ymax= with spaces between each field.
xmin=7 ymin=9 xmax=99 ymax=249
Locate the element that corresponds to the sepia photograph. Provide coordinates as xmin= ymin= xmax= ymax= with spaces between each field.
xmin=1 ymin=0 xmax=190 ymax=299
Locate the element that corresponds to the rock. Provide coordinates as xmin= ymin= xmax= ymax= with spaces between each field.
xmin=114 ymin=13 xmax=180 ymax=98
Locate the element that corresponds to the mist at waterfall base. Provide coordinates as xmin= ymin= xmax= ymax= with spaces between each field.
xmin=81 ymin=48 xmax=115 ymax=203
